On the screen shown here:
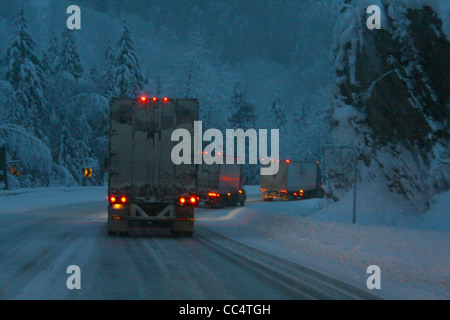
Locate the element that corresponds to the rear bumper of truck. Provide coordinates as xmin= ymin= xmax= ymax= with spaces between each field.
xmin=262 ymin=188 xmax=325 ymax=201
xmin=107 ymin=202 xmax=194 ymax=235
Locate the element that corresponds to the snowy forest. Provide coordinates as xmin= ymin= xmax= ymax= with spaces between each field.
xmin=0 ymin=0 xmax=448 ymax=211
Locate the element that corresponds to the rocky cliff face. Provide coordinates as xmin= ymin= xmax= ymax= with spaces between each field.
xmin=330 ymin=2 xmax=449 ymax=210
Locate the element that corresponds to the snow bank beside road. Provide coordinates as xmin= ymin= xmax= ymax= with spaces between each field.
xmin=197 ymin=186 xmax=450 ymax=299
xmin=0 ymin=187 xmax=107 ymax=214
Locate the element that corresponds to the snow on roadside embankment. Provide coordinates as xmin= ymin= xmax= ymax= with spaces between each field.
xmin=197 ymin=186 xmax=450 ymax=299
xmin=0 ymin=187 xmax=107 ymax=214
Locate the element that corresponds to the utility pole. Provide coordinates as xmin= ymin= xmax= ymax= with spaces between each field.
xmin=0 ymin=145 xmax=7 ymax=190
xmin=323 ymin=144 xmax=358 ymax=225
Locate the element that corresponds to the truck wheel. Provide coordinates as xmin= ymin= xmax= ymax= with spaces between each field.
xmin=119 ymin=231 xmax=129 ymax=237
xmin=184 ymin=232 xmax=194 ymax=238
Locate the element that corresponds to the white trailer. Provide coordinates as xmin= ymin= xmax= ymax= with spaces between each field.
xmin=260 ymin=160 xmax=324 ymax=201
xmin=107 ymin=97 xmax=199 ymax=237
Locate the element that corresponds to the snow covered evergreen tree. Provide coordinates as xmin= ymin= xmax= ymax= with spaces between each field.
xmin=228 ymin=84 xmax=259 ymax=184
xmin=42 ymin=33 xmax=59 ymax=76
xmin=228 ymin=84 xmax=256 ymax=130
xmin=4 ymin=4 xmax=45 ymax=135
xmin=101 ymin=40 xmax=117 ymax=97
xmin=114 ymin=18 xmax=145 ymax=97
xmin=270 ymin=90 xmax=287 ymax=128
xmin=59 ymin=28 xmax=84 ymax=79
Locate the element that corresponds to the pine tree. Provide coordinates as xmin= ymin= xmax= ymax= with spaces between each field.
xmin=59 ymin=28 xmax=84 ymax=79
xmin=228 ymin=84 xmax=256 ymax=130
xmin=270 ymin=90 xmax=287 ymax=128
xmin=42 ymin=33 xmax=59 ymax=76
xmin=101 ymin=40 xmax=117 ymax=97
xmin=5 ymin=4 xmax=45 ymax=134
xmin=177 ymin=28 xmax=210 ymax=99
xmin=228 ymin=84 xmax=258 ymax=185
xmin=115 ymin=18 xmax=145 ymax=97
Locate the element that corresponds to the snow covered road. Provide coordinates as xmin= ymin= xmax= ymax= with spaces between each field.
xmin=0 ymin=187 xmax=380 ymax=300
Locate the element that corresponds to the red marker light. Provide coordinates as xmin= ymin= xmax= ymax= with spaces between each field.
xmin=140 ymin=96 xmax=148 ymax=103
xmin=152 ymin=97 xmax=158 ymax=102
xmin=162 ymin=97 xmax=169 ymax=102
xmin=286 ymin=160 xmax=291 ymax=164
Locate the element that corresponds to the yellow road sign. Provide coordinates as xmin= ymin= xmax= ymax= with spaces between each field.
xmin=84 ymin=168 xmax=93 ymax=178
xmin=10 ymin=166 xmax=21 ymax=176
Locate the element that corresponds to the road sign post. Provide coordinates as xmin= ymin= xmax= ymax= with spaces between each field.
xmin=0 ymin=145 xmax=7 ymax=190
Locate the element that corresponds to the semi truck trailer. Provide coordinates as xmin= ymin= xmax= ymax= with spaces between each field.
xmin=107 ymin=97 xmax=199 ymax=237
xmin=197 ymin=162 xmax=246 ymax=208
xmin=261 ymin=160 xmax=324 ymax=201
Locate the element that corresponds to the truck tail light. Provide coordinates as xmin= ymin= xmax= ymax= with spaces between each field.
xmin=178 ymin=196 xmax=198 ymax=206
xmin=281 ymin=190 xmax=288 ymax=194
xmin=140 ymin=96 xmax=148 ymax=103
xmin=208 ymin=193 xmax=220 ymax=198
xmin=300 ymin=190 xmax=305 ymax=197
xmin=109 ymin=195 xmax=128 ymax=204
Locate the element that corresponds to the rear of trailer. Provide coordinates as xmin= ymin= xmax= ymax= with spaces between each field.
xmin=260 ymin=161 xmax=324 ymax=201
xmin=197 ymin=163 xmax=246 ymax=208
xmin=107 ymin=97 xmax=199 ymax=236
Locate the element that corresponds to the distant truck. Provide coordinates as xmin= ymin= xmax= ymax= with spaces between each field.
xmin=197 ymin=162 xmax=246 ymax=208
xmin=260 ymin=160 xmax=325 ymax=201
xmin=107 ymin=97 xmax=199 ymax=237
